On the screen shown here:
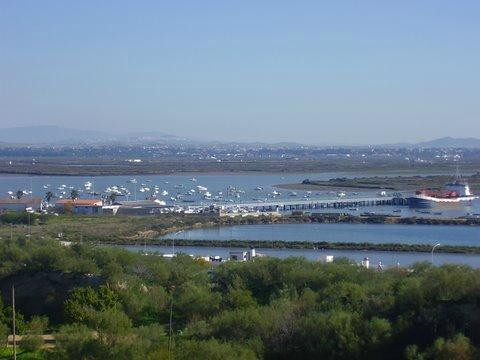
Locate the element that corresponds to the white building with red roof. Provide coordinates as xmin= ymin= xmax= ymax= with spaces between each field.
xmin=55 ymin=199 xmax=103 ymax=215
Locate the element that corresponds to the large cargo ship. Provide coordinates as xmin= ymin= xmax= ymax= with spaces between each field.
xmin=408 ymin=180 xmax=478 ymax=208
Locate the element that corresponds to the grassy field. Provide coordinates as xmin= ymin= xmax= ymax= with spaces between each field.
xmin=0 ymin=214 xmax=220 ymax=244
xmin=0 ymin=213 xmax=297 ymax=244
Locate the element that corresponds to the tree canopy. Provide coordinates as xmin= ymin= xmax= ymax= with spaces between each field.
xmin=0 ymin=235 xmax=479 ymax=359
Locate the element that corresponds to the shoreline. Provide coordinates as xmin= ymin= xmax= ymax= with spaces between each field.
xmin=151 ymin=215 xmax=480 ymax=242
xmin=273 ymin=183 xmax=372 ymax=191
xmin=0 ymin=169 xmax=456 ymax=177
xmin=110 ymin=238 xmax=480 ymax=255
xmin=131 ymin=214 xmax=480 ymax=241
xmin=0 ymin=163 xmax=478 ymax=177
xmin=274 ymin=173 xmax=480 ymax=192
xmin=143 ymin=214 xmax=480 ymax=255
xmin=3 ymin=213 xmax=479 ymax=249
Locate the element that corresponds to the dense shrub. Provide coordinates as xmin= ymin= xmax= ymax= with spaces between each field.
xmin=0 ymin=236 xmax=479 ymax=359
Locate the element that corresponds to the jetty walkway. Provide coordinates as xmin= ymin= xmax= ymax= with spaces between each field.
xmin=208 ymin=196 xmax=409 ymax=212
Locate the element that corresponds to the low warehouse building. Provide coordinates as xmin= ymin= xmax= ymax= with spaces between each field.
xmin=55 ymin=199 xmax=103 ymax=215
xmin=0 ymin=198 xmax=44 ymax=212
xmin=114 ymin=199 xmax=168 ymax=215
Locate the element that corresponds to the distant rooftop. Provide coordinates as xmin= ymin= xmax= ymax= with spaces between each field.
xmin=115 ymin=199 xmax=166 ymax=207
xmin=55 ymin=199 xmax=102 ymax=206
xmin=0 ymin=197 xmax=42 ymax=205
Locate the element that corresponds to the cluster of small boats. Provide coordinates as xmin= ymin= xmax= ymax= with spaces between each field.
xmin=5 ymin=177 xmax=397 ymax=207
xmin=6 ymin=189 xmax=33 ymax=198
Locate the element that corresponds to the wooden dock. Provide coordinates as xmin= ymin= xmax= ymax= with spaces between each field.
xmin=207 ymin=196 xmax=408 ymax=212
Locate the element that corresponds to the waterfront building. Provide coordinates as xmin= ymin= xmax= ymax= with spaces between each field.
xmin=229 ymin=248 xmax=257 ymax=262
xmin=113 ymin=199 xmax=168 ymax=215
xmin=55 ymin=199 xmax=103 ymax=215
xmin=0 ymin=198 xmax=43 ymax=212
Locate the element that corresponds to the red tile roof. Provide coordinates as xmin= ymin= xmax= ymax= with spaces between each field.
xmin=55 ymin=199 xmax=102 ymax=206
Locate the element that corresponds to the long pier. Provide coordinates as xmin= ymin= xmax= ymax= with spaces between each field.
xmin=211 ymin=196 xmax=408 ymax=213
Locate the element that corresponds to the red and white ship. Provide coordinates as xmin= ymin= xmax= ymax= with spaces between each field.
xmin=409 ymin=180 xmax=478 ymax=208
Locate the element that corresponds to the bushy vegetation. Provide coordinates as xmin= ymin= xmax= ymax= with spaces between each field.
xmin=0 ymin=213 xmax=277 ymax=244
xmin=0 ymin=211 xmax=44 ymax=225
xmin=0 ymin=235 xmax=480 ymax=359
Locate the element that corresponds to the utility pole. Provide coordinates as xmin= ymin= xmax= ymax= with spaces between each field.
xmin=168 ymin=288 xmax=174 ymax=360
xmin=28 ymin=211 xmax=31 ymax=237
xmin=12 ymin=285 xmax=16 ymax=360
xmin=143 ymin=227 xmax=147 ymax=255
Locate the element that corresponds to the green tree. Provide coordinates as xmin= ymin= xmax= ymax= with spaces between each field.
xmin=289 ymin=311 xmax=362 ymax=359
xmin=64 ymin=285 xmax=119 ymax=324
xmin=21 ymin=315 xmax=49 ymax=352
xmin=225 ymin=287 xmax=257 ymax=309
xmin=320 ymin=282 xmax=368 ymax=312
xmin=49 ymin=324 xmax=95 ymax=360
xmin=362 ymin=317 xmax=392 ymax=358
xmin=176 ymin=339 xmax=257 ymax=360
xmin=0 ymin=322 xmax=8 ymax=347
xmin=175 ymin=282 xmax=222 ymax=323
xmin=405 ymin=344 xmax=424 ymax=360
xmin=70 ymin=189 xmax=79 ymax=201
xmin=1 ymin=306 xmax=27 ymax=335
xmin=210 ymin=307 xmax=270 ymax=343
xmin=88 ymin=308 xmax=132 ymax=346
xmin=428 ymin=334 xmax=475 ymax=360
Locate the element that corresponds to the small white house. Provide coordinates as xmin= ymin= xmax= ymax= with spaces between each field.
xmin=229 ymin=248 xmax=257 ymax=262
xmin=361 ymin=257 xmax=370 ymax=269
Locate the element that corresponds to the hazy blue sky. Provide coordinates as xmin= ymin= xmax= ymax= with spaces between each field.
xmin=1 ymin=1 xmax=479 ymax=144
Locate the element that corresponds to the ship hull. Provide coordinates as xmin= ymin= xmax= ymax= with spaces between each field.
xmin=408 ymin=195 xmax=478 ymax=208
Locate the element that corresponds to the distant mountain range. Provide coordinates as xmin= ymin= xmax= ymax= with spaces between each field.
xmin=0 ymin=126 xmax=479 ymax=148
xmin=416 ymin=137 xmax=480 ymax=148
xmin=385 ymin=137 xmax=480 ymax=149
xmin=0 ymin=126 xmax=188 ymax=145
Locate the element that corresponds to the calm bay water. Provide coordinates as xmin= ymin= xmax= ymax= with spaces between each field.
xmin=3 ymin=171 xmax=479 ymax=266
xmin=161 ymin=223 xmax=480 ymax=246
xmin=0 ymin=171 xmax=389 ymax=203
xmin=155 ymin=223 xmax=480 ymax=267
xmin=0 ymin=172 xmax=361 ymax=206
xmin=121 ymin=244 xmax=480 ymax=268
xmin=1 ymin=172 xmax=478 ymax=217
